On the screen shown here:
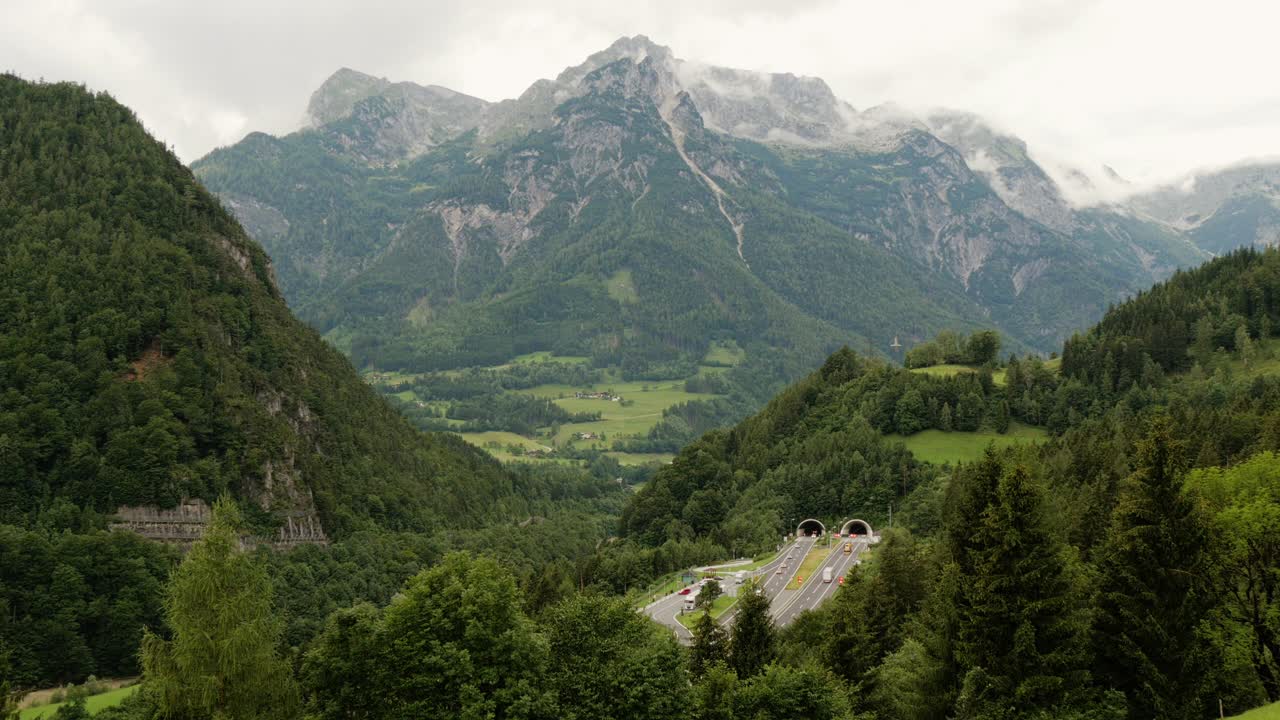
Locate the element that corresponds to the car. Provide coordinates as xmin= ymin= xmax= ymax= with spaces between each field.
xmin=782 ymin=563 xmax=789 ymax=569
xmin=677 ymin=588 xmax=691 ymax=595
xmin=775 ymin=567 xmax=783 ymax=575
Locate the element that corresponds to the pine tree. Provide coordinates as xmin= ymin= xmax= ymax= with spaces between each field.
xmin=939 ymin=402 xmax=954 ymax=431
xmin=690 ymin=611 xmax=728 ymax=679
xmin=954 ymin=464 xmax=1091 ymax=717
xmin=729 ymin=584 xmax=775 ymax=678
xmin=993 ymin=399 xmax=1010 ymax=434
xmin=1094 ymin=418 xmax=1214 ymax=719
xmin=141 ymin=497 xmax=300 ymax=720
xmin=956 ymin=392 xmax=983 ymax=431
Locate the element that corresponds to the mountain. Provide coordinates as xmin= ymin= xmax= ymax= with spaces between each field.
xmin=193 ymin=36 xmax=1205 ymax=392
xmin=0 ymin=74 xmax=555 ymax=539
xmin=304 ymin=68 xmax=490 ymax=164
xmin=1129 ymin=161 xmax=1280 ymax=254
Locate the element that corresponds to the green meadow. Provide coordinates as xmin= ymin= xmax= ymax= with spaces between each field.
xmin=516 ymin=379 xmax=718 ymax=450
xmin=1232 ymin=701 xmax=1280 ymax=720
xmin=20 ymin=686 xmax=137 ymax=719
xmin=890 ymin=421 xmax=1048 ymax=465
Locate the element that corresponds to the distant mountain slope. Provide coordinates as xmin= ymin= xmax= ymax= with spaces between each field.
xmin=195 ymin=36 xmax=1207 ymax=387
xmin=1129 ymin=162 xmax=1280 ymax=254
xmin=0 ymin=74 xmax=543 ymax=537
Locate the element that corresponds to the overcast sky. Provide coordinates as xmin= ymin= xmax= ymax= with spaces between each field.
xmin=4 ymin=0 xmax=1276 ymax=187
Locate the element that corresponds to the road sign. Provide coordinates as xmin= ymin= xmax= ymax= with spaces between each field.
xmin=838 ymin=577 xmax=845 ymax=585
xmin=797 ymin=576 xmax=803 ymax=584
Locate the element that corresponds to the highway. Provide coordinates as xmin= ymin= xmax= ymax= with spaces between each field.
xmin=642 ymin=533 xmax=871 ymax=643
xmin=769 ymin=536 xmax=867 ymax=626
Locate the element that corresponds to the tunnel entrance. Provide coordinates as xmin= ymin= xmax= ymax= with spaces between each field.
xmin=796 ymin=518 xmax=826 ymax=537
xmin=840 ymin=519 xmax=873 ymax=537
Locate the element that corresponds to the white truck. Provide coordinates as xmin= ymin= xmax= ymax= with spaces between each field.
xmin=734 ymin=571 xmax=746 ymax=585
xmin=683 ymin=586 xmax=700 ymax=610
xmin=822 ymin=567 xmax=833 ymax=584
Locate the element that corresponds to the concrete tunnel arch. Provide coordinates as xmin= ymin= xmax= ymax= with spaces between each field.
xmin=840 ymin=518 xmax=874 ymax=537
xmin=796 ymin=518 xmax=826 ymax=537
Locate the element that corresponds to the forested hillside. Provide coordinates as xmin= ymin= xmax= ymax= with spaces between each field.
xmin=592 ymin=247 xmax=1280 ymax=718
xmin=54 ymin=245 xmax=1280 ymax=720
xmin=0 ymin=75 xmax=627 ymax=689
xmin=0 ymin=74 xmax=555 ymax=537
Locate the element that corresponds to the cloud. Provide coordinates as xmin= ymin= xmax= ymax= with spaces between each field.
xmin=2 ymin=0 xmax=1277 ymax=186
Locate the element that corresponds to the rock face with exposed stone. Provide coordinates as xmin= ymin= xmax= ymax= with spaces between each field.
xmin=195 ymin=35 xmax=1212 ymax=366
xmin=111 ymin=498 xmax=328 ymax=549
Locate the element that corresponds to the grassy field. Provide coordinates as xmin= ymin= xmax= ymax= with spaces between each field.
xmin=1232 ymin=701 xmax=1280 ymax=719
xmin=20 ymin=686 xmax=137 ymax=719
xmin=604 ymin=451 xmax=674 ymax=466
xmin=457 ymin=430 xmax=550 ymax=451
xmin=455 ymin=431 xmax=567 ymax=463
xmin=890 ymin=421 xmax=1048 ymax=465
xmin=909 ymin=363 xmax=1007 ymax=386
xmin=362 ymin=368 xmax=420 ymax=385
xmin=508 ymin=351 xmax=589 ymax=365
xmin=703 ymin=341 xmax=745 ymax=366
xmin=787 ymin=543 xmax=836 ymax=590
xmin=1212 ymin=338 xmax=1280 ymax=379
xmin=516 ymin=379 xmax=718 ymax=450
xmin=606 ymin=269 xmax=638 ymax=304
xmin=363 ymin=351 xmax=715 ymax=464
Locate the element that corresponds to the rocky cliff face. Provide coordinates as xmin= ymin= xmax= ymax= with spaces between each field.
xmin=925 ymin=110 xmax=1077 ymax=233
xmin=194 ymin=35 xmax=1215 ymax=365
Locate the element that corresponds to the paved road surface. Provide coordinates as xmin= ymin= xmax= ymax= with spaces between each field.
xmin=770 ymin=537 xmax=867 ymax=626
xmin=643 ymin=534 xmax=871 ymax=643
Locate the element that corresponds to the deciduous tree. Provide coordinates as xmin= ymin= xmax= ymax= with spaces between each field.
xmin=141 ymin=497 xmax=299 ymax=720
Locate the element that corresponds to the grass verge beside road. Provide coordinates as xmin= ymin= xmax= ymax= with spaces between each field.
xmin=676 ymin=594 xmax=738 ymax=629
xmin=787 ymin=543 xmax=835 ymax=590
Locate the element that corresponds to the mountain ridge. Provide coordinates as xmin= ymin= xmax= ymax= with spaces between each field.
xmin=193 ymin=36 xmax=1219 ymax=415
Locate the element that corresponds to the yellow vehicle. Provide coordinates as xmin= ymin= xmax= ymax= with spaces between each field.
xmin=843 ymin=542 xmax=852 ymax=554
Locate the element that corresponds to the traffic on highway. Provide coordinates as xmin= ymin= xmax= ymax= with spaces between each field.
xmin=642 ymin=529 xmax=873 ymax=643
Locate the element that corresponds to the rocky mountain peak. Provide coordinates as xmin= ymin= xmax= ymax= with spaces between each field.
xmin=306 ymin=67 xmax=392 ymax=127
xmin=303 ymin=67 xmax=489 ymax=163
xmin=557 ymin=35 xmax=674 ymax=87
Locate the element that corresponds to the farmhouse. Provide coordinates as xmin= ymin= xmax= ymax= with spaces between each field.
xmin=574 ymin=431 xmax=600 ymax=441
xmin=575 ymin=391 xmax=621 ymax=401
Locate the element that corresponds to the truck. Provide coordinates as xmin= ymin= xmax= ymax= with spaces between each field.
xmin=683 ymin=585 xmax=700 ymax=610
xmin=843 ymin=541 xmax=852 ymax=554
xmin=734 ymin=571 xmax=746 ymax=585
xmin=823 ymin=567 xmax=833 ymax=583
